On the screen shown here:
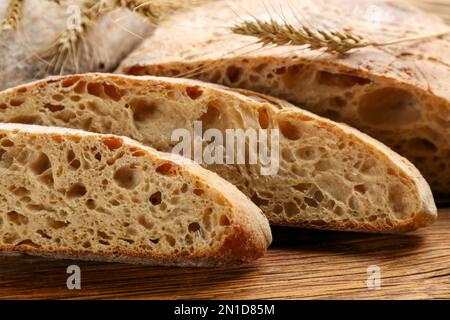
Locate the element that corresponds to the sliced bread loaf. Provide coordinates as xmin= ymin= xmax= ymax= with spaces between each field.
xmin=118 ymin=0 xmax=450 ymax=196
xmin=0 ymin=123 xmax=271 ymax=266
xmin=0 ymin=74 xmax=437 ymax=232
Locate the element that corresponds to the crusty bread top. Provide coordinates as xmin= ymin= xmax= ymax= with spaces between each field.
xmin=0 ymin=0 xmax=153 ymax=90
xmin=119 ymin=0 xmax=450 ymax=102
xmin=0 ymin=73 xmax=438 ymax=231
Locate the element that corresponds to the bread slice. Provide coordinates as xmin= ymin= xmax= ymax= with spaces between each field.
xmin=118 ymin=0 xmax=450 ymax=196
xmin=0 ymin=123 xmax=271 ymax=266
xmin=0 ymin=74 xmax=437 ymax=232
xmin=0 ymin=0 xmax=153 ymax=90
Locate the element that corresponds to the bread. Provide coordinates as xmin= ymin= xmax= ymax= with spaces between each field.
xmin=0 ymin=0 xmax=153 ymax=90
xmin=0 ymin=73 xmax=437 ymax=232
xmin=0 ymin=123 xmax=271 ymax=266
xmin=118 ymin=0 xmax=450 ymax=196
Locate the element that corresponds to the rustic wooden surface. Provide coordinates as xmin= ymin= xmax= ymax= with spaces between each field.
xmin=0 ymin=209 xmax=449 ymax=300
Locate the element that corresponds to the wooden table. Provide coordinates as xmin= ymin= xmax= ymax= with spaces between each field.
xmin=1 ymin=210 xmax=449 ymax=299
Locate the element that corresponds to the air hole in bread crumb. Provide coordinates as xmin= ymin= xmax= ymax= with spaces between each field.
xmin=165 ymin=235 xmax=176 ymax=247
xmin=130 ymin=98 xmax=157 ymax=122
xmin=188 ymin=222 xmax=201 ymax=233
xmin=354 ymin=184 xmax=367 ymax=194
xmin=102 ymin=136 xmax=123 ymax=150
xmin=36 ymin=229 xmax=51 ymax=239
xmin=258 ymin=108 xmax=270 ymax=129
xmin=150 ymin=238 xmax=159 ymax=244
xmin=44 ymin=103 xmax=65 ymax=112
xmin=149 ymin=191 xmax=162 ymax=205
xmin=138 ymin=215 xmax=154 ymax=229
xmin=87 ymin=82 xmax=105 ymax=98
xmin=186 ymin=86 xmax=203 ymax=100
xmin=193 ymin=189 xmax=204 ymax=196
xmin=199 ymin=101 xmax=221 ymax=132
xmin=358 ymin=88 xmax=420 ymax=127
xmin=94 ymin=152 xmax=102 ymax=161
xmin=114 ymin=165 xmax=142 ymax=189
xmin=12 ymin=186 xmax=30 ymax=196
xmin=97 ymin=231 xmax=112 ymax=241
xmin=180 ymin=184 xmax=188 ymax=193
xmin=304 ymin=197 xmax=319 ymax=208
xmin=155 ymin=162 xmax=174 ymax=176
xmin=103 ymin=83 xmax=124 ymax=101
xmin=9 ymin=115 xmax=42 ymax=125
xmin=47 ymin=217 xmax=69 ymax=229
xmin=30 ymin=152 xmax=51 ymax=175
xmin=7 ymin=211 xmax=28 ymax=225
xmin=296 ymin=147 xmax=318 ymax=160
xmin=1 ymin=139 xmax=13 ymax=147
xmin=202 ymin=208 xmax=213 ymax=231
xmin=67 ymin=183 xmax=87 ymax=198
xmin=52 ymin=94 xmax=64 ymax=102
xmin=316 ymin=71 xmax=370 ymax=87
xmin=226 ymin=65 xmax=243 ymax=83
xmin=279 ymin=120 xmax=301 ymax=140
xmin=219 ymin=215 xmax=231 ymax=226
xmin=61 ymin=76 xmax=81 ymax=88
xmin=284 ymin=202 xmax=300 ymax=217
xmin=273 ymin=204 xmax=283 ymax=214
xmin=26 ymin=203 xmax=46 ymax=211
xmin=251 ymin=193 xmax=269 ymax=206
xmin=16 ymin=239 xmax=40 ymax=248
xmin=9 ymin=98 xmax=25 ymax=107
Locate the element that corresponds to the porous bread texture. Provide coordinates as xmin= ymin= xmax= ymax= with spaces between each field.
xmin=0 ymin=0 xmax=153 ymax=90
xmin=0 ymin=123 xmax=271 ymax=266
xmin=0 ymin=74 xmax=437 ymax=232
xmin=118 ymin=0 xmax=450 ymax=195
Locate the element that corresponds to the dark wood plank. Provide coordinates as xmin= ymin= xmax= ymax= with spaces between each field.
xmin=1 ymin=210 xmax=449 ymax=299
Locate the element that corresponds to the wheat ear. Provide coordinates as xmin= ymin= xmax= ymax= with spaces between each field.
xmin=232 ymin=18 xmax=450 ymax=54
xmin=42 ymin=0 xmax=109 ymax=74
xmin=1 ymin=0 xmax=24 ymax=32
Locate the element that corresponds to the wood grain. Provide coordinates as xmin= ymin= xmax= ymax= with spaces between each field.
xmin=1 ymin=209 xmax=449 ymax=300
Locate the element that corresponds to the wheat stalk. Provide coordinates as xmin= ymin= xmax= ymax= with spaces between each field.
xmin=1 ymin=0 xmax=25 ymax=32
xmin=42 ymin=0 xmax=109 ymax=74
xmin=232 ymin=18 xmax=450 ymax=54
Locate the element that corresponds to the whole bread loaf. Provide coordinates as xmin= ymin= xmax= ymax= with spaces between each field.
xmin=0 ymin=123 xmax=271 ymax=266
xmin=118 ymin=0 xmax=450 ymax=196
xmin=0 ymin=0 xmax=153 ymax=90
xmin=0 ymin=73 xmax=437 ymax=232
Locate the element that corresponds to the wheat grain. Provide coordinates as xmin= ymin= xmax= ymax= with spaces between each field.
xmin=1 ymin=0 xmax=24 ymax=32
xmin=232 ymin=18 xmax=450 ymax=54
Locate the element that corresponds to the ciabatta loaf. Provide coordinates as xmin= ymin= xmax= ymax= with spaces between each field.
xmin=0 ymin=74 xmax=437 ymax=232
xmin=0 ymin=123 xmax=271 ymax=266
xmin=118 ymin=0 xmax=450 ymax=196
